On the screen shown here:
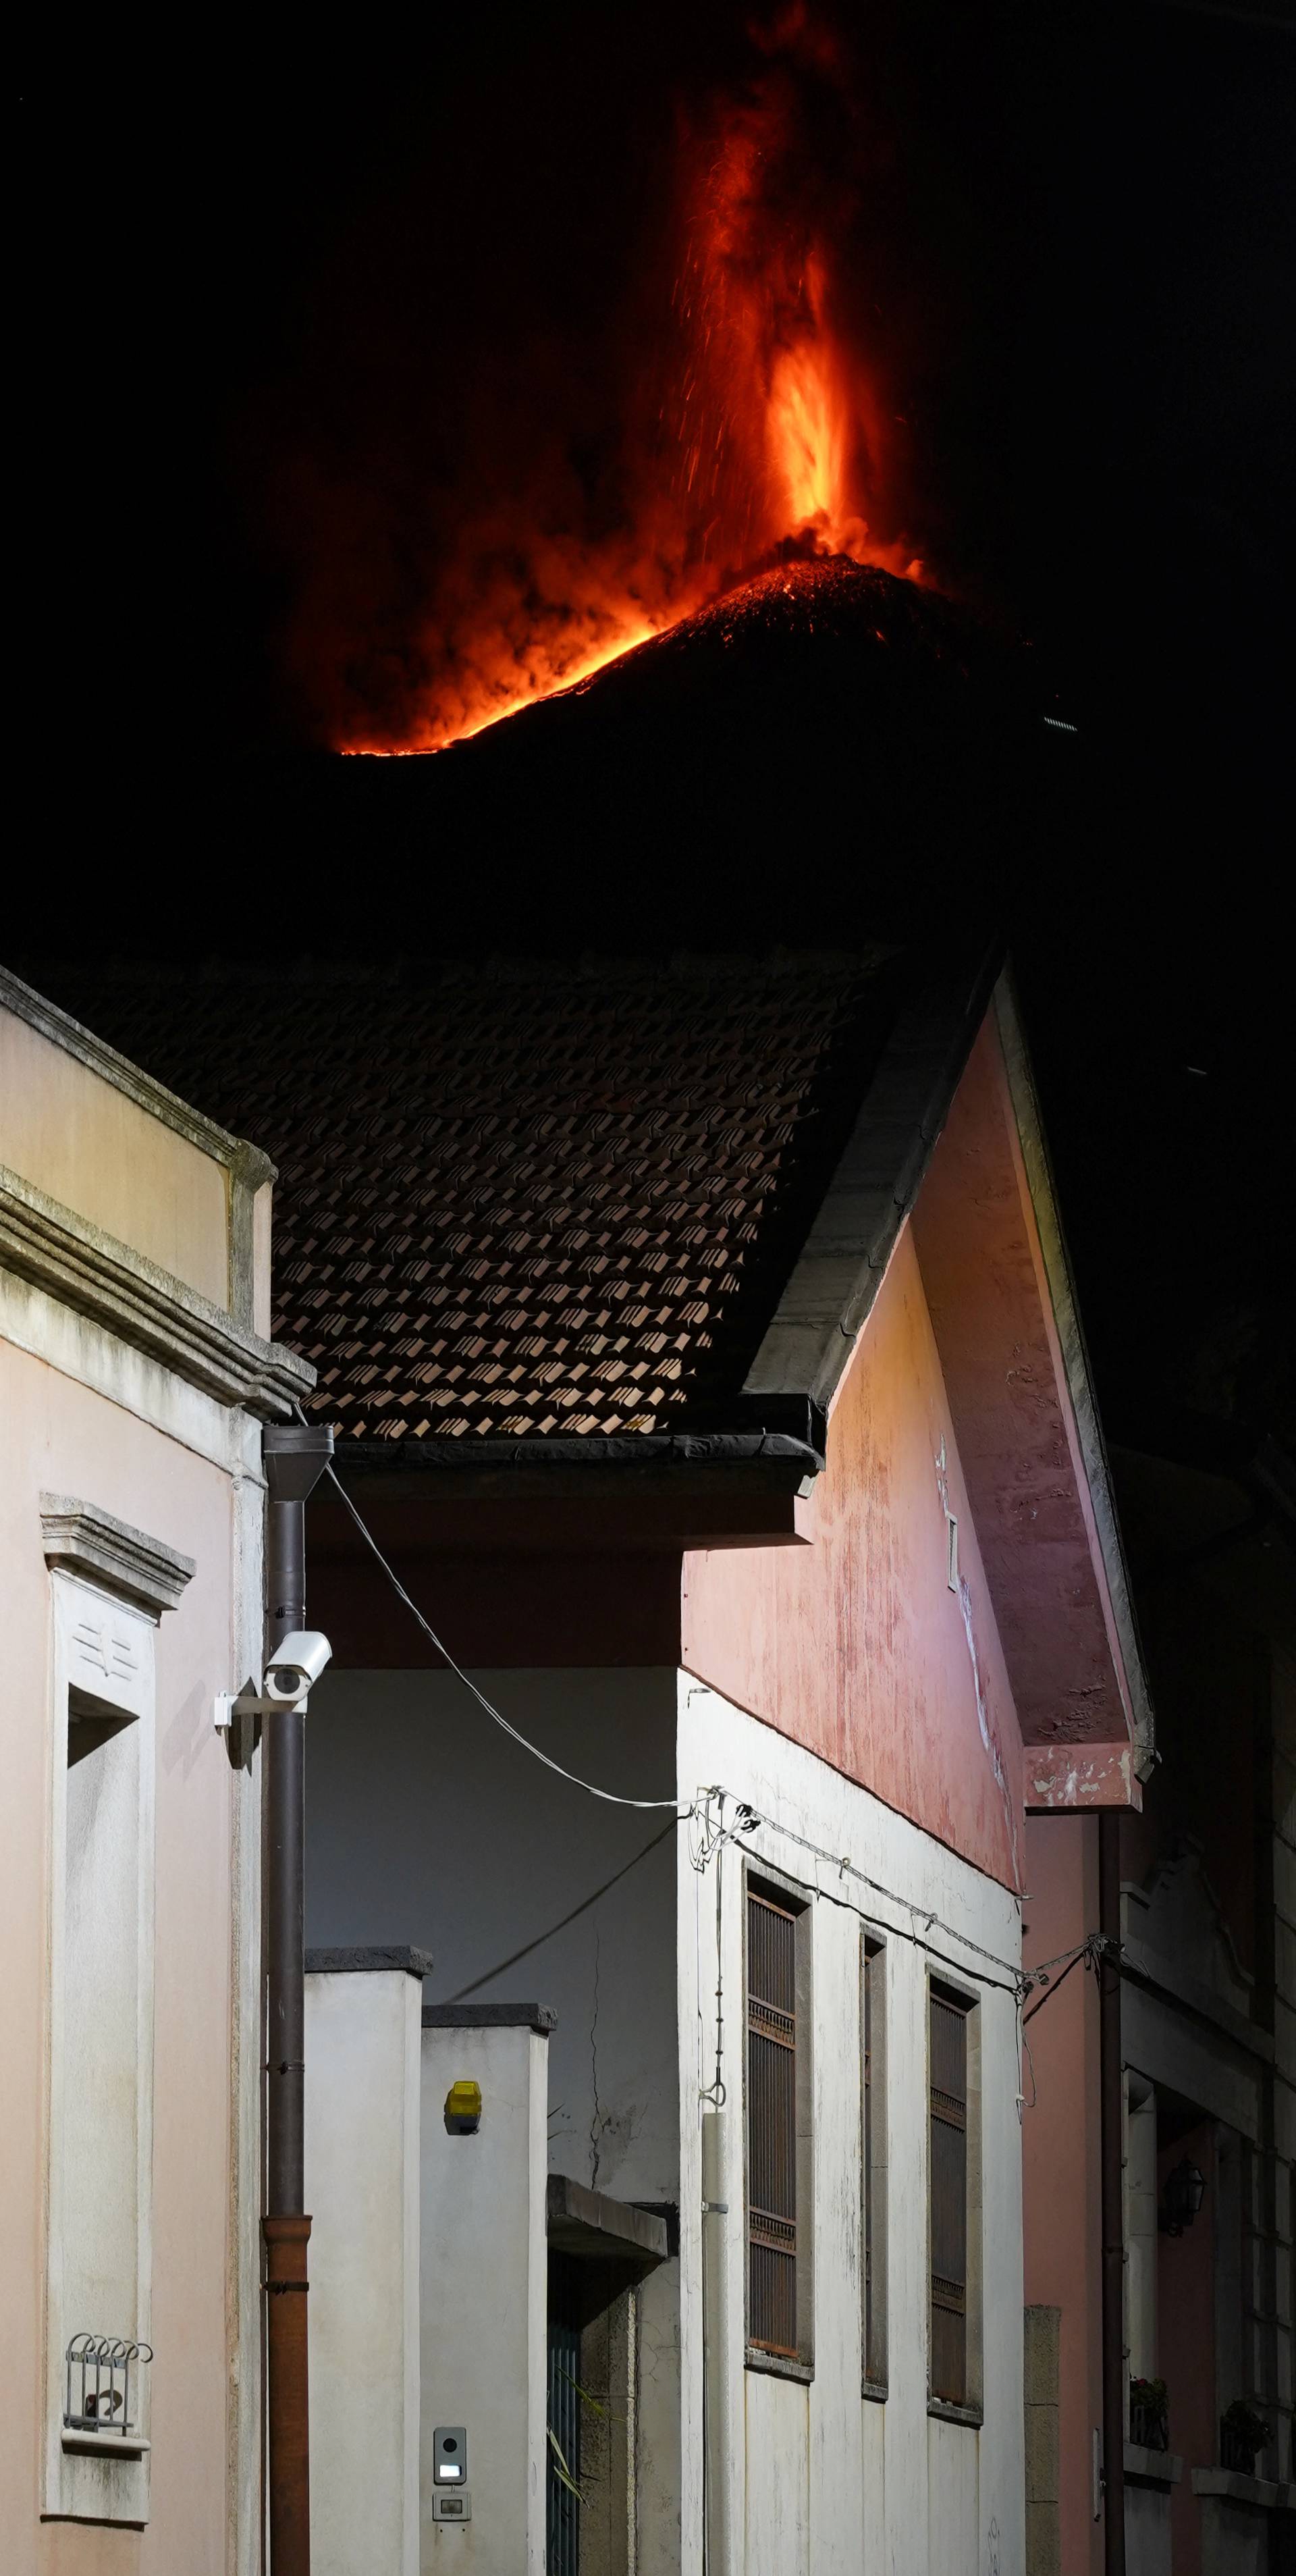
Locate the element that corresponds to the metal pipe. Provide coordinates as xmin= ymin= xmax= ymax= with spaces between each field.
xmin=1098 ymin=1808 xmax=1126 ymax=2576
xmin=263 ymin=1422 xmax=333 ymax=2576
xmin=701 ymin=2110 xmax=732 ymax=2576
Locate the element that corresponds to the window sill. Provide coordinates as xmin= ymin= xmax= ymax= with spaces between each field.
xmin=927 ymin=2398 xmax=983 ymax=2430
xmin=862 ymin=2377 xmax=888 ymax=2406
xmin=1191 ymin=2467 xmax=1296 ymax=2510
xmin=745 ymin=2345 xmax=814 ymax=2386
xmin=1125 ymin=2443 xmax=1181 ymax=2488
xmin=61 ymin=2431 xmax=151 ymax=2459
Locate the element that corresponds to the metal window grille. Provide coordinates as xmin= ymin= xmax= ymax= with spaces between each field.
xmin=546 ymin=2255 xmax=582 ymax=2576
xmin=929 ymin=1989 xmax=969 ymax=2404
xmin=747 ymin=1888 xmax=799 ymax=2357
xmin=63 ymin=2333 xmax=153 ymax=2434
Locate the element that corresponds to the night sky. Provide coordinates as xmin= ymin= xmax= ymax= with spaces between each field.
xmin=15 ymin=3 xmax=1293 ymax=1457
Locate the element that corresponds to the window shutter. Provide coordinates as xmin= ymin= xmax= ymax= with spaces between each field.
xmin=747 ymin=1889 xmax=798 ymax=2355
xmin=929 ymin=1989 xmax=969 ymax=2404
xmin=863 ymin=1941 xmax=875 ymax=2369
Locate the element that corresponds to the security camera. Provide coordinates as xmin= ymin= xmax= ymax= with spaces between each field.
xmin=262 ymin=1631 xmax=333 ymax=1704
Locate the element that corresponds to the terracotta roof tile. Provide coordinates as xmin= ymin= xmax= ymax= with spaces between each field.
xmin=32 ymin=957 xmax=899 ymax=1440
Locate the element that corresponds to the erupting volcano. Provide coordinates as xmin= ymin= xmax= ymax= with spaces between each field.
xmin=335 ymin=9 xmax=923 ymax=757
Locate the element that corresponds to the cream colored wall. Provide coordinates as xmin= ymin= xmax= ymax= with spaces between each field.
xmin=0 ymin=1009 xmax=231 ymax=1309
xmin=677 ymin=1680 xmax=1027 ymax=2576
xmin=0 ymin=1340 xmax=240 ymax=2576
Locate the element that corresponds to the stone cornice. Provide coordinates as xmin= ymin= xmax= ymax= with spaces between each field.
xmin=0 ymin=1164 xmax=313 ymax=1419
xmin=0 ymin=965 xmax=274 ymax=1188
xmin=40 ymin=1494 xmax=196 ymax=1617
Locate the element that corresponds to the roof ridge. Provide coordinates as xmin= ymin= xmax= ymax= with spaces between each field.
xmin=20 ymin=946 xmax=895 ymax=995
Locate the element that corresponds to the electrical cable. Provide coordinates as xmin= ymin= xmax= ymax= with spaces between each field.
xmin=730 ymin=1831 xmax=1025 ymax=2001
xmin=318 ymin=1443 xmax=1104 ymax=2009
xmin=1021 ymin=1934 xmax=1111 ymax=2026
xmin=324 ymin=1460 xmax=691 ymax=1814
xmin=446 ymin=1817 xmax=678 ymax=1999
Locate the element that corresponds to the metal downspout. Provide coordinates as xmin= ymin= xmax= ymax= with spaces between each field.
xmin=263 ymin=1421 xmax=333 ymax=2576
xmin=1099 ymin=1809 xmax=1127 ymax=2576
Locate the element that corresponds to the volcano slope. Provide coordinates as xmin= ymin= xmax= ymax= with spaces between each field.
xmin=304 ymin=555 xmax=1041 ymax=960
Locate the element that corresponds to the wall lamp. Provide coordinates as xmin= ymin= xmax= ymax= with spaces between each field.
xmin=1158 ymin=2156 xmax=1207 ymax=2237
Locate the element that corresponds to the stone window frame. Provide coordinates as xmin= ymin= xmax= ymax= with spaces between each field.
xmin=861 ymin=1928 xmax=889 ymax=2399
xmin=925 ymin=1968 xmax=985 ymax=2428
xmin=742 ymin=1858 xmax=815 ymax=2383
xmin=40 ymin=1500 xmax=193 ymax=2526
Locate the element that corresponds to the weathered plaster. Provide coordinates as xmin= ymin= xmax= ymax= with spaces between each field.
xmin=678 ymin=1680 xmax=1025 ymax=2575
xmin=0 ymin=1165 xmax=310 ymax=1418
xmin=683 ymin=1225 xmax=1027 ymax=1892
xmin=1025 ymin=1744 xmax=1140 ymax=1812
xmin=911 ymin=1002 xmax=1148 ymax=1787
xmin=1 ymin=1337 xmax=250 ymax=2576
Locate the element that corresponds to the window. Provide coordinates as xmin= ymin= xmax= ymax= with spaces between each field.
xmin=745 ymin=1874 xmax=813 ymax=2371
xmin=927 ymin=1980 xmax=981 ymax=2416
xmin=862 ymin=1935 xmax=888 ymax=2393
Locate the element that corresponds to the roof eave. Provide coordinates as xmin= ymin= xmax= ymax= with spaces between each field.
xmin=741 ymin=937 xmax=1005 ymax=1419
xmin=992 ymin=970 xmax=1156 ymax=1782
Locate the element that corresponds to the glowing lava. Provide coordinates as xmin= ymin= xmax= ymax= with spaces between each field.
xmin=340 ymin=13 xmax=922 ymax=756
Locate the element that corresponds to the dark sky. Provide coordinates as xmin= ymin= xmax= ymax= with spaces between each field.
xmin=15 ymin=2 xmax=1293 ymax=1451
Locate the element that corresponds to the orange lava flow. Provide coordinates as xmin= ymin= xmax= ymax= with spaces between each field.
xmin=342 ymin=617 xmax=664 ymax=756
xmin=342 ymin=17 xmax=922 ymax=756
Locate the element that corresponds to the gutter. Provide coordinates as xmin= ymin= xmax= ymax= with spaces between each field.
xmin=323 ymin=1422 xmax=826 ymax=1480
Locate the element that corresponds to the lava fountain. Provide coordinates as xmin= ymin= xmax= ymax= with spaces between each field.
xmin=339 ymin=10 xmax=923 ymax=755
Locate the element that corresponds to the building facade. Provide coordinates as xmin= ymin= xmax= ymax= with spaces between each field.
xmin=1023 ymin=1430 xmax=1296 ymax=2575
xmin=24 ymin=947 xmax=1152 ymax=2571
xmin=0 ymin=968 xmax=311 ymax=2573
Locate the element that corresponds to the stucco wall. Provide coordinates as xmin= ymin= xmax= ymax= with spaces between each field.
xmin=306 ymin=1966 xmax=423 ymax=2576
xmin=0 ymin=1007 xmax=230 ymax=1309
xmin=682 ymin=1224 xmax=1026 ymax=1892
xmin=304 ymin=1666 xmax=681 ymax=2208
xmin=306 ymin=1666 xmax=684 ymax=2573
xmin=0 ymin=1338 xmax=250 ymax=2575
xmin=420 ymin=2019 xmax=549 ymax=2571
xmin=678 ymin=1680 xmax=1026 ymax=2575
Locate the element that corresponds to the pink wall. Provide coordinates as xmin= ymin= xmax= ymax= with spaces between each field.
xmin=681 ymin=1224 xmax=1027 ymax=1891
xmin=911 ymin=1018 xmax=1135 ymax=1760
xmin=1022 ymin=1812 xmax=1103 ymax=2576
xmin=0 ymin=1344 xmax=240 ymax=2575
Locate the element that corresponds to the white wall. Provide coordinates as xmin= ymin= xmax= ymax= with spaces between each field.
xmin=306 ymin=1668 xmax=681 ymax=2206
xmin=306 ymin=1965 xmax=423 ymax=2576
xmin=677 ymin=1679 xmax=1026 ymax=2576
xmin=420 ymin=2020 xmax=549 ymax=2573
xmin=308 ymin=1664 xmax=1026 ymax=2573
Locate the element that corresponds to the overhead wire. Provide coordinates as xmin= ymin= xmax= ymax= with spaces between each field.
xmin=446 ymin=1817 xmax=678 ymax=2000
xmin=323 ymin=1458 xmax=691 ymax=1814
xmin=317 ymin=1446 xmax=1111 ymax=2026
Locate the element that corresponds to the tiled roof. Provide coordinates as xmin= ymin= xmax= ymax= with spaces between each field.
xmin=31 ymin=956 xmax=898 ymax=1440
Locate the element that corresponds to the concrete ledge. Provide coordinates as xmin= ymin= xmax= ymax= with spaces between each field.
xmin=1125 ymin=2443 xmax=1182 ymax=2486
xmin=1192 ymin=2466 xmax=1296 ymax=2508
xmin=306 ymin=1945 xmax=434 ymax=1980
xmin=41 ymin=1493 xmax=195 ymax=1617
xmin=1 ymin=1165 xmax=312 ymax=1417
xmin=546 ymin=2174 xmax=669 ymax=2270
xmin=422 ymin=2001 xmax=557 ymax=2034
xmin=929 ymin=2398 xmax=985 ymax=2431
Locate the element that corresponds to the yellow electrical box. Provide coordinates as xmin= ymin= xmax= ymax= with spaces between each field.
xmin=443 ymin=2079 xmax=483 ymax=2135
